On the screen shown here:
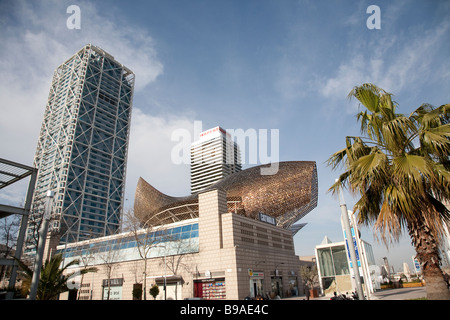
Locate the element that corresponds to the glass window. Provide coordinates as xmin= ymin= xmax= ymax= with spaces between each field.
xmin=317 ymin=248 xmax=334 ymax=277
xmin=181 ymin=232 xmax=190 ymax=240
xmin=155 ymin=230 xmax=167 ymax=237
xmin=190 ymin=230 xmax=199 ymax=238
xmin=172 ymin=227 xmax=181 ymax=234
xmin=58 ymin=222 xmax=200 ymax=263
xmin=331 ymin=247 xmax=349 ymax=275
xmin=172 ymin=233 xmax=181 ymax=241
xmin=364 ymin=242 xmax=376 ymax=265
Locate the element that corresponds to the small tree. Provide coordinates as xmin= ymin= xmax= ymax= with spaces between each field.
xmin=149 ymin=284 xmax=159 ymax=300
xmin=123 ymin=209 xmax=160 ymax=300
xmin=98 ymin=238 xmax=124 ymax=300
xmin=0 ymin=215 xmax=20 ymax=287
xmin=158 ymin=231 xmax=195 ymax=300
xmin=299 ymin=265 xmax=319 ymax=296
xmin=76 ymin=235 xmax=97 ymax=300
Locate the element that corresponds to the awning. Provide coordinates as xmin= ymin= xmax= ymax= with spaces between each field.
xmin=153 ymin=275 xmax=184 ymax=285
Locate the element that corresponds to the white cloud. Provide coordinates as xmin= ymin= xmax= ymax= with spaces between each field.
xmin=0 ymin=179 xmax=29 ymax=207
xmin=76 ymin=4 xmax=164 ymax=92
xmin=125 ymin=109 xmax=194 ymax=203
xmin=319 ymin=20 xmax=450 ymax=112
xmin=0 ymin=1 xmax=163 ymax=153
xmin=0 ymin=1 xmax=169 ymax=207
xmin=321 ymin=55 xmax=366 ymax=100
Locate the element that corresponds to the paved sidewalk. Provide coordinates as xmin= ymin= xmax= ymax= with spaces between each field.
xmin=370 ymin=286 xmax=426 ymax=300
xmin=284 ymin=286 xmax=427 ymax=300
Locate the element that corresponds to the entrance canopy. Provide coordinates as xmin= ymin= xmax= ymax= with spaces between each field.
xmin=0 ymin=158 xmax=37 ymax=218
xmin=0 ymin=158 xmax=37 ymax=299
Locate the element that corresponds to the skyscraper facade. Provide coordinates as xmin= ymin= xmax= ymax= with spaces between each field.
xmin=27 ymin=44 xmax=134 ymax=246
xmin=190 ymin=126 xmax=241 ymax=194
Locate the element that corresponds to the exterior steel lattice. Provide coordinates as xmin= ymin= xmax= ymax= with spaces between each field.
xmin=27 ymin=44 xmax=134 ymax=247
xmin=134 ymin=161 xmax=318 ymax=229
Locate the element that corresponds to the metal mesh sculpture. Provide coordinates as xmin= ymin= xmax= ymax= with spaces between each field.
xmin=134 ymin=161 xmax=318 ymax=229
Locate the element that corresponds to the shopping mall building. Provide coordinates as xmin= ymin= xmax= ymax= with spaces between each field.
xmin=57 ymin=161 xmax=318 ymax=300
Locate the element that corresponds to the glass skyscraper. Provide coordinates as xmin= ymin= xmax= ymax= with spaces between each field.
xmin=27 ymin=44 xmax=134 ymax=247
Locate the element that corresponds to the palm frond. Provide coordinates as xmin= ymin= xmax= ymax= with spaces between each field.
xmin=13 ymin=257 xmax=33 ymax=278
xmin=348 ymin=83 xmax=382 ymax=113
xmin=420 ymin=124 xmax=450 ymax=154
xmin=328 ymin=83 xmax=450 ymax=246
xmin=373 ymin=199 xmax=403 ymax=244
xmin=350 ymin=149 xmax=388 ymax=178
xmin=393 ymin=154 xmax=431 ymax=187
xmin=381 ymin=116 xmax=416 ymax=152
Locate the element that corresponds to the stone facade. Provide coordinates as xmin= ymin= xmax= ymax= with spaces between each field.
xmin=60 ymin=189 xmax=301 ymax=300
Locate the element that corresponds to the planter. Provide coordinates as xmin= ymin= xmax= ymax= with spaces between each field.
xmin=309 ymin=289 xmax=319 ymax=298
xmin=380 ymin=281 xmax=424 ymax=290
xmin=401 ymin=282 xmax=423 ymax=288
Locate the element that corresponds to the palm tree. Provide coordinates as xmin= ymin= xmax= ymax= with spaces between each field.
xmin=17 ymin=253 xmax=97 ymax=300
xmin=327 ymin=83 xmax=450 ymax=300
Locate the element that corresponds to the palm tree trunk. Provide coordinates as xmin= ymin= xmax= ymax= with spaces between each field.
xmin=408 ymin=219 xmax=450 ymax=300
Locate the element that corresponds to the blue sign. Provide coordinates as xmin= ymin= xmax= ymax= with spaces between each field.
xmin=344 ymin=228 xmax=361 ymax=267
xmin=413 ymin=258 xmax=421 ymax=273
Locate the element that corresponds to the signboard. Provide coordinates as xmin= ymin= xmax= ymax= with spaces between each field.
xmin=258 ymin=213 xmax=276 ymax=226
xmin=103 ymin=286 xmax=122 ymax=300
xmin=341 ymin=211 xmax=361 ymax=269
xmin=102 ymin=278 xmax=123 ymax=287
xmin=102 ymin=278 xmax=123 ymax=300
xmin=343 ymin=228 xmax=361 ymax=268
xmin=413 ymin=256 xmax=421 ymax=274
xmin=248 ymin=269 xmax=264 ymax=278
xmin=199 ymin=126 xmax=230 ymax=141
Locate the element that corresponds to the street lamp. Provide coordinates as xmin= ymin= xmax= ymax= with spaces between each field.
xmin=336 ymin=182 xmax=365 ymax=300
xmin=29 ymin=190 xmax=54 ymax=300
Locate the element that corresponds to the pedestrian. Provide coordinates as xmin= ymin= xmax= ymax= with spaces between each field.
xmin=305 ymin=286 xmax=310 ymax=300
xmin=444 ymin=272 xmax=450 ymax=289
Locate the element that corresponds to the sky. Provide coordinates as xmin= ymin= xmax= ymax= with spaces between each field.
xmin=1 ymin=0 xmax=449 ymax=272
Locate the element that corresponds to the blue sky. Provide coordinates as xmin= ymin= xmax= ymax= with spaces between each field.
xmin=1 ymin=0 xmax=449 ymax=271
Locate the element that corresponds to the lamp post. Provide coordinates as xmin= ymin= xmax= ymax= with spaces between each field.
xmin=164 ymin=253 xmax=167 ymax=300
xmin=29 ymin=190 xmax=54 ymax=300
xmin=336 ymin=183 xmax=365 ymax=300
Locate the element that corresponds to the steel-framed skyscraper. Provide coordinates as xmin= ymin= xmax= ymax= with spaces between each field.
xmin=27 ymin=44 xmax=134 ymax=247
